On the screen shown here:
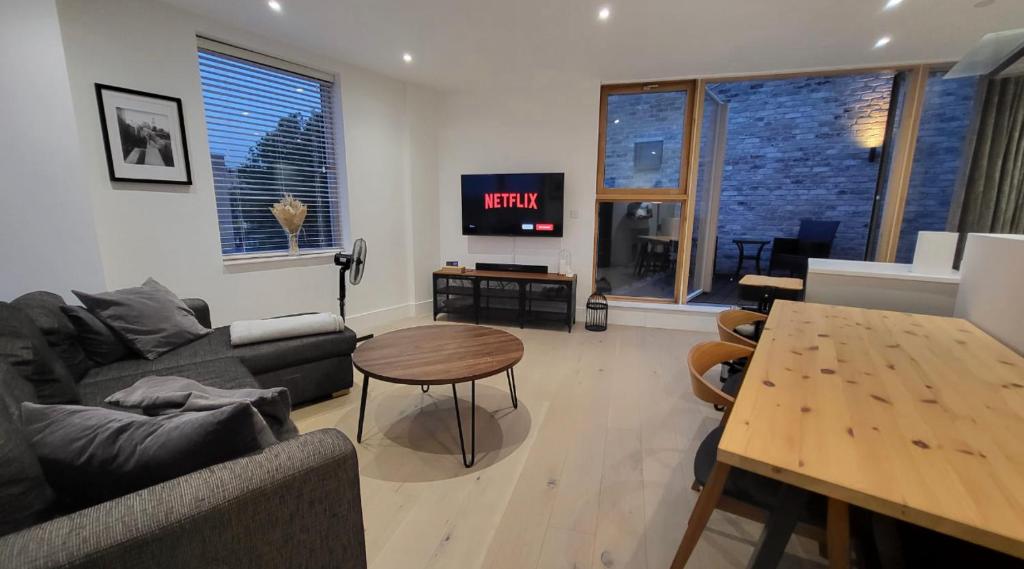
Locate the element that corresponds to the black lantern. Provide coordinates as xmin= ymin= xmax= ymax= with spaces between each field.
xmin=585 ymin=293 xmax=608 ymax=332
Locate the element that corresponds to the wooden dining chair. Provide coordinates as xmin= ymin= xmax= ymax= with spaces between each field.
xmin=714 ymin=310 xmax=765 ymax=399
xmin=671 ymin=341 xmax=828 ymax=569
xmin=688 ymin=340 xmax=752 ymax=411
xmin=717 ymin=308 xmax=767 ymax=349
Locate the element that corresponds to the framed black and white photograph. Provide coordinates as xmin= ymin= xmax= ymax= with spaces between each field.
xmin=95 ymin=84 xmax=192 ymax=184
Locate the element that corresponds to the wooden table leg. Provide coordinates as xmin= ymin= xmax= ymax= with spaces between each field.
xmin=827 ymin=498 xmax=850 ymax=569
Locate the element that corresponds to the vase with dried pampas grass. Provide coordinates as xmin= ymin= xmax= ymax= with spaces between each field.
xmin=270 ymin=194 xmax=308 ymax=255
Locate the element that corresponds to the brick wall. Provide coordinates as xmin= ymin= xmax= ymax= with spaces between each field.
xmin=707 ymin=73 xmax=896 ymax=273
xmin=604 ymin=91 xmax=686 ymax=188
xmin=895 ymin=74 xmax=977 ymax=263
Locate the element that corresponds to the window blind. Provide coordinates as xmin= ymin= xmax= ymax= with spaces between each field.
xmin=197 ymin=40 xmax=342 ymax=255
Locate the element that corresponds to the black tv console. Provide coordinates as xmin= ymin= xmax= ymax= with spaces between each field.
xmin=432 ymin=267 xmax=577 ymax=333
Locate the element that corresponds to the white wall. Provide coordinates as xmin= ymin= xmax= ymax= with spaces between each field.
xmin=404 ymin=85 xmax=442 ymax=311
xmin=56 ymin=0 xmax=439 ymax=328
xmin=955 ymin=234 xmax=1024 ymax=355
xmin=0 ymin=0 xmax=105 ymax=301
xmin=437 ymin=73 xmax=599 ymax=292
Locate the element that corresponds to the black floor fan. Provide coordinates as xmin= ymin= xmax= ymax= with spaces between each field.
xmin=334 ymin=238 xmax=372 ymax=342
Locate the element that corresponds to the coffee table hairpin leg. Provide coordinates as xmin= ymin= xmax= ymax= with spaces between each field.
xmin=506 ymin=368 xmax=518 ymax=409
xmin=357 ymin=367 xmax=518 ymax=467
xmin=357 ymin=373 xmax=370 ymax=443
xmin=451 ymin=381 xmax=476 ymax=468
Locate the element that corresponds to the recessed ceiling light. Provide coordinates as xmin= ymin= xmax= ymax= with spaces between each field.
xmin=598 ymin=6 xmax=611 ymax=20
xmin=241 ymin=111 xmax=250 ymax=116
xmin=883 ymin=0 xmax=903 ymax=9
xmin=296 ymin=87 xmax=304 ymax=93
xmin=267 ymin=0 xmax=282 ymax=12
xmin=613 ymin=119 xmax=620 ymax=124
xmin=874 ymin=36 xmax=892 ymax=48
xmin=403 ymin=52 xmax=413 ymax=63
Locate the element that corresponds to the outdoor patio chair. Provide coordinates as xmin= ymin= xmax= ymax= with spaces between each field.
xmin=768 ymin=219 xmax=840 ymax=277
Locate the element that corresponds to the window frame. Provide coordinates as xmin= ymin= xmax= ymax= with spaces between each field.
xmin=592 ymin=80 xmax=699 ymax=303
xmin=596 ymin=80 xmax=697 ymax=199
xmin=591 ymin=198 xmax=689 ymax=304
xmin=196 ymin=37 xmax=345 ymax=259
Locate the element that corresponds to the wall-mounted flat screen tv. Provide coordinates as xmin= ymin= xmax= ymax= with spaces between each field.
xmin=461 ymin=173 xmax=564 ymax=237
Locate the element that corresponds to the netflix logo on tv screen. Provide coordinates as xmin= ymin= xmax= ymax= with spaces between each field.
xmin=461 ymin=173 xmax=564 ymax=237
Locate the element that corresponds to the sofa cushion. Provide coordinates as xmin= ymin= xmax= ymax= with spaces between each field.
xmin=78 ymin=357 xmax=257 ymax=408
xmin=73 ymin=278 xmax=212 ymax=360
xmin=11 ymin=292 xmax=93 ymax=381
xmin=0 ymin=303 xmax=80 ymax=404
xmin=216 ymin=327 xmax=356 ymax=375
xmin=60 ymin=305 xmax=131 ymax=366
xmin=0 ymin=400 xmax=55 ymax=536
xmin=21 ymin=401 xmax=269 ymax=508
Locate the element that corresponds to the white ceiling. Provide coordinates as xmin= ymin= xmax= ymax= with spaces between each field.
xmin=163 ymin=0 xmax=1024 ymax=90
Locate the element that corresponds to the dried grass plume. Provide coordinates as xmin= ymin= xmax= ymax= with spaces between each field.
xmin=270 ymin=194 xmax=308 ymax=235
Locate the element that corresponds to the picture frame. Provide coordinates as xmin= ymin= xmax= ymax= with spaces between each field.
xmin=95 ymin=84 xmax=192 ymax=184
xmin=634 ymin=140 xmax=664 ymax=172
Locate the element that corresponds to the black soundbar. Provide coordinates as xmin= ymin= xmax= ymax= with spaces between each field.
xmin=475 ymin=262 xmax=548 ymax=274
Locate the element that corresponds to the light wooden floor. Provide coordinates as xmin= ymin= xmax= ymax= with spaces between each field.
xmin=293 ymin=316 xmax=826 ymax=569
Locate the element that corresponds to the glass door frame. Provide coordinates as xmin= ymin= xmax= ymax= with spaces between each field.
xmin=687 ymin=83 xmax=728 ymax=300
xmin=872 ymin=65 xmax=929 ymax=262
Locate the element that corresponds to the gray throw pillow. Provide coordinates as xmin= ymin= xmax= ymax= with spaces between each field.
xmin=0 ymin=303 xmax=80 ymax=404
xmin=73 ymin=278 xmax=211 ymax=360
xmin=60 ymin=305 xmax=131 ymax=365
xmin=12 ymin=292 xmax=93 ymax=380
xmin=21 ymin=402 xmax=268 ymax=507
xmin=0 ymin=401 xmax=54 ymax=536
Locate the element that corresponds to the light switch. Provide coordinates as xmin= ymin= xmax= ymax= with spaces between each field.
xmin=569 ymin=209 xmax=579 ymax=219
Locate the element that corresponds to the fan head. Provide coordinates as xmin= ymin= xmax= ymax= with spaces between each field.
xmin=349 ymin=238 xmax=367 ymax=285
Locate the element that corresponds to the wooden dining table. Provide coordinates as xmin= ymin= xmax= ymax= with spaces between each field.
xmin=718 ymin=300 xmax=1024 ymax=568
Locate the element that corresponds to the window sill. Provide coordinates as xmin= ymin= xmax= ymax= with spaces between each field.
xmin=222 ymin=250 xmax=336 ymax=268
xmin=607 ymin=300 xmax=727 ymax=313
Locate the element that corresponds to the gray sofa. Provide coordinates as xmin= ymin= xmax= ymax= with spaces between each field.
xmin=82 ymin=296 xmax=356 ymax=406
xmin=0 ymin=292 xmax=367 ymax=568
xmin=0 ymin=428 xmax=367 ymax=569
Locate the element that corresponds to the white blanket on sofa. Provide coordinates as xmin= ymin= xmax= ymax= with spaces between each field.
xmin=229 ymin=313 xmax=345 ymax=347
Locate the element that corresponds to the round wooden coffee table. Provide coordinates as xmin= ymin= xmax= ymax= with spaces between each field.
xmin=352 ymin=324 xmax=524 ymax=467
